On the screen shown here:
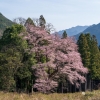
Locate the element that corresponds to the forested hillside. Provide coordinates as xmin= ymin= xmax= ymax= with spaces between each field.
xmin=74 ymin=23 xmax=100 ymax=45
xmin=0 ymin=13 xmax=14 ymax=36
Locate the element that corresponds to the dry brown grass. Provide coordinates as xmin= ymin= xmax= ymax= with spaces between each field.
xmin=0 ymin=90 xmax=100 ymax=100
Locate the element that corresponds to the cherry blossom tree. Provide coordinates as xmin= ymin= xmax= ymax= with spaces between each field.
xmin=23 ymin=24 xmax=88 ymax=93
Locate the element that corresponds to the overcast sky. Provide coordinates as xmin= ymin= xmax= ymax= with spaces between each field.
xmin=0 ymin=0 xmax=100 ymax=31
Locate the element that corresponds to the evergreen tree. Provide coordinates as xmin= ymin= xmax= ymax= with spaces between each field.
xmin=39 ymin=15 xmax=46 ymax=28
xmin=78 ymin=33 xmax=100 ymax=91
xmin=25 ymin=17 xmax=35 ymax=27
xmin=0 ymin=24 xmax=36 ymax=92
xmin=62 ymin=30 xmax=67 ymax=38
xmin=77 ymin=33 xmax=91 ymax=68
xmin=90 ymin=35 xmax=100 ymax=79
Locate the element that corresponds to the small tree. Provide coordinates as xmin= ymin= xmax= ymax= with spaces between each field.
xmin=13 ymin=17 xmax=26 ymax=26
xmin=39 ymin=15 xmax=46 ymax=28
xmin=25 ymin=18 xmax=35 ymax=27
xmin=45 ymin=23 xmax=56 ymax=34
xmin=62 ymin=30 xmax=67 ymax=38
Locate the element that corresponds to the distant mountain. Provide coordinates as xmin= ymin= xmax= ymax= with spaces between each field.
xmin=58 ymin=26 xmax=89 ymax=37
xmin=0 ymin=13 xmax=14 ymax=36
xmin=74 ymin=23 xmax=100 ymax=45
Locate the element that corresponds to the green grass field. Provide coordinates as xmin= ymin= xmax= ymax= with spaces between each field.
xmin=0 ymin=90 xmax=100 ymax=100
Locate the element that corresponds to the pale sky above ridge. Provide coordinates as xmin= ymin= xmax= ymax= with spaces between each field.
xmin=0 ymin=0 xmax=100 ymax=31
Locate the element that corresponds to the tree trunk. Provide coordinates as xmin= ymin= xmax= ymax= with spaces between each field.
xmin=70 ymin=83 xmax=72 ymax=93
xmin=75 ymin=85 xmax=76 ymax=92
xmin=91 ymin=79 xmax=93 ymax=91
xmin=85 ymin=74 xmax=87 ymax=92
xmin=61 ymin=82 xmax=63 ymax=93
xmin=79 ymin=82 xmax=81 ymax=92
xmin=31 ymin=80 xmax=33 ymax=94
xmin=89 ymin=79 xmax=91 ymax=91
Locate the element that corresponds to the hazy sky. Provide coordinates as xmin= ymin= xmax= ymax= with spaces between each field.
xmin=0 ymin=0 xmax=100 ymax=31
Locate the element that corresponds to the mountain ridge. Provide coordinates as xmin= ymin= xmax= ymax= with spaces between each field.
xmin=0 ymin=12 xmax=14 ymax=36
xmin=0 ymin=13 xmax=100 ymax=45
xmin=74 ymin=23 xmax=100 ymax=45
xmin=58 ymin=25 xmax=89 ymax=37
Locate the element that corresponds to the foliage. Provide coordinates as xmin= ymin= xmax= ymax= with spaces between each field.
xmin=90 ymin=35 xmax=100 ymax=79
xmin=62 ymin=30 xmax=67 ymax=38
xmin=24 ymin=25 xmax=88 ymax=93
xmin=1 ymin=14 xmax=100 ymax=94
xmin=25 ymin=18 xmax=35 ymax=27
xmin=77 ymin=33 xmax=100 ymax=79
xmin=39 ymin=15 xmax=46 ymax=28
xmin=0 ymin=24 xmax=36 ymax=92
xmin=77 ymin=33 xmax=91 ymax=69
xmin=13 ymin=17 xmax=26 ymax=26
xmin=13 ymin=16 xmax=55 ymax=34
xmin=0 ymin=13 xmax=14 ymax=36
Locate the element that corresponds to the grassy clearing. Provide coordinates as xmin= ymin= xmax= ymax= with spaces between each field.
xmin=0 ymin=90 xmax=100 ymax=100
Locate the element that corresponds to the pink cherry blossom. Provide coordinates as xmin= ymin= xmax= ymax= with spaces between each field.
xmin=24 ymin=25 xmax=88 ymax=93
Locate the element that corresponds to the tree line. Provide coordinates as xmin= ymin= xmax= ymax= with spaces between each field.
xmin=62 ymin=31 xmax=100 ymax=92
xmin=0 ymin=16 xmax=100 ymax=94
xmin=77 ymin=33 xmax=100 ymax=91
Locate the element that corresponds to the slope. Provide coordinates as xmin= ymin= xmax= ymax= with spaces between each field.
xmin=74 ymin=23 xmax=100 ymax=45
xmin=0 ymin=13 xmax=14 ymax=36
xmin=58 ymin=25 xmax=88 ymax=37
